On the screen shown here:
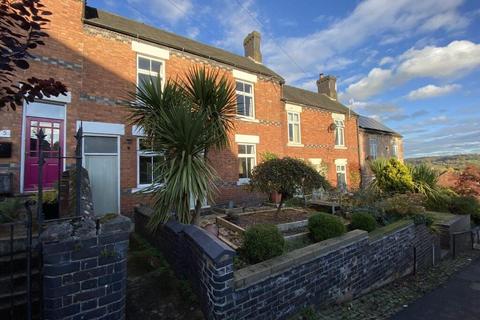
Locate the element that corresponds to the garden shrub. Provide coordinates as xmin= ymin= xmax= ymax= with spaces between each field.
xmin=412 ymin=213 xmax=434 ymax=227
xmin=378 ymin=193 xmax=426 ymax=217
xmin=240 ymin=224 xmax=284 ymax=264
xmin=424 ymin=187 xmax=456 ymax=212
xmin=449 ymin=196 xmax=480 ymax=216
xmin=308 ymin=213 xmax=346 ymax=242
xmin=350 ymin=212 xmax=377 ymax=232
xmin=369 ymin=158 xmax=414 ymax=194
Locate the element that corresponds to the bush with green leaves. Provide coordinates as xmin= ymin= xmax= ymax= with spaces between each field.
xmin=350 ymin=212 xmax=377 ymax=232
xmin=377 ymin=193 xmax=426 ymax=217
xmin=240 ymin=224 xmax=284 ymax=264
xmin=308 ymin=213 xmax=346 ymax=242
xmin=249 ymin=157 xmax=331 ymax=213
xmin=0 ymin=198 xmax=23 ymax=223
xmin=409 ymin=163 xmax=441 ymax=201
xmin=369 ymin=158 xmax=414 ymax=194
xmin=412 ymin=213 xmax=434 ymax=227
xmin=449 ymin=196 xmax=480 ymax=216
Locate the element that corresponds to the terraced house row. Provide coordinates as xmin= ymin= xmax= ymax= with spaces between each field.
xmin=0 ymin=0 xmax=403 ymax=215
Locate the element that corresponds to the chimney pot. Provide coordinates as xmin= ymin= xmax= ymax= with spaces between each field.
xmin=243 ymin=31 xmax=262 ymax=63
xmin=317 ymin=74 xmax=337 ymax=100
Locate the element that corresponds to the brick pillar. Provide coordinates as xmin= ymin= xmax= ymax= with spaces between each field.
xmin=42 ymin=215 xmax=132 ymax=320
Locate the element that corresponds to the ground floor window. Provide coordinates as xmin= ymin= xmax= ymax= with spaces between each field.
xmin=238 ymin=143 xmax=256 ymax=183
xmin=138 ymin=138 xmax=164 ymax=187
xmin=336 ymin=162 xmax=347 ymax=192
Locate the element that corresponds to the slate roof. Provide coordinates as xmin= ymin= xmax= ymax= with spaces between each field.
xmin=283 ymin=85 xmax=356 ymax=115
xmin=83 ymin=6 xmax=284 ymax=81
xmin=358 ymin=115 xmax=401 ymax=136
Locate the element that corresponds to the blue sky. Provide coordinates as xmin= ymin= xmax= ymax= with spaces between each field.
xmin=88 ymin=0 xmax=480 ymax=158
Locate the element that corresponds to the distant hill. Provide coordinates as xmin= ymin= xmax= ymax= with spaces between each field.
xmin=405 ymin=154 xmax=480 ymax=171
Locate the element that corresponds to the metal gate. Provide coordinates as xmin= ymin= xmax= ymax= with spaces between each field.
xmin=0 ymin=126 xmax=84 ymax=319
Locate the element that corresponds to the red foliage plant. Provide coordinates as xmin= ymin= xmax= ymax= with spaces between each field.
xmin=454 ymin=165 xmax=480 ymax=198
xmin=0 ymin=0 xmax=67 ymax=110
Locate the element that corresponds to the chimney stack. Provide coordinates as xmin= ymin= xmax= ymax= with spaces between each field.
xmin=243 ymin=31 xmax=262 ymax=63
xmin=317 ymin=74 xmax=337 ymax=100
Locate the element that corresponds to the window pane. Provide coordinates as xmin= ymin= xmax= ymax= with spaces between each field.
xmin=245 ymin=96 xmax=252 ymax=117
xmin=52 ymin=129 xmax=60 ymax=151
xmin=294 ymin=124 xmax=300 ymax=142
xmin=236 ymin=95 xmax=245 ymax=115
xmin=29 ymin=128 xmax=38 ymax=156
xmin=244 ymin=83 xmax=252 ymax=94
xmin=236 ymin=81 xmax=243 ymax=91
xmin=84 ymin=136 xmax=117 ymax=154
xmin=293 ymin=113 xmax=299 ymax=122
xmin=139 ymin=139 xmax=152 ymax=151
xmin=246 ymin=145 xmax=254 ymax=154
xmin=239 ymin=158 xmax=247 ymax=178
xmin=238 ymin=145 xmax=246 ymax=154
xmin=138 ymin=57 xmax=150 ymax=71
xmin=151 ymin=60 xmax=162 ymax=73
xmin=139 ymin=156 xmax=153 ymax=184
xmin=41 ymin=128 xmax=52 ymax=152
xmin=288 ymin=124 xmax=293 ymax=142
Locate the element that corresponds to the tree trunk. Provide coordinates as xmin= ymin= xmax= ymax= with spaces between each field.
xmin=192 ymin=199 xmax=203 ymax=226
xmin=276 ymin=194 xmax=283 ymax=215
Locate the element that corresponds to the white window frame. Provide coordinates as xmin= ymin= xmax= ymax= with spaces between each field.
xmin=136 ymin=54 xmax=165 ymax=90
xmin=237 ymin=143 xmax=257 ymax=185
xmin=235 ymin=80 xmax=255 ymax=119
xmin=369 ymin=138 xmax=378 ymax=159
xmin=136 ymin=138 xmax=165 ymax=189
xmin=334 ymin=119 xmax=345 ymax=147
xmin=287 ymin=111 xmax=302 ymax=145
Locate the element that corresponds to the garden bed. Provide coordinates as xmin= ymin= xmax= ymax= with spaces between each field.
xmin=225 ymin=208 xmax=313 ymax=228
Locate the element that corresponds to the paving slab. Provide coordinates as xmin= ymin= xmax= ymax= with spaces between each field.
xmin=391 ymin=256 xmax=480 ymax=320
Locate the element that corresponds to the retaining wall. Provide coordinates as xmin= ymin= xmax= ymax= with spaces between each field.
xmin=134 ymin=207 xmax=439 ymax=320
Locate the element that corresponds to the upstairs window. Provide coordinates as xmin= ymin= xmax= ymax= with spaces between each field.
xmin=392 ymin=142 xmax=398 ymax=158
xmin=334 ymin=120 xmax=345 ymax=146
xmin=238 ymin=144 xmax=256 ymax=182
xmin=236 ymin=81 xmax=254 ymax=118
xmin=288 ymin=112 xmax=301 ymax=144
xmin=369 ymin=138 xmax=378 ymax=160
xmin=137 ymin=56 xmax=163 ymax=90
xmin=137 ymin=138 xmax=165 ymax=187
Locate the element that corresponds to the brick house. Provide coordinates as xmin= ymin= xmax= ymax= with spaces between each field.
xmin=358 ymin=116 xmax=404 ymax=187
xmin=0 ymin=0 xmax=361 ymax=216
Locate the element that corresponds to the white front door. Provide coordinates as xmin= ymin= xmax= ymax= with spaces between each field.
xmin=83 ymin=136 xmax=119 ymax=215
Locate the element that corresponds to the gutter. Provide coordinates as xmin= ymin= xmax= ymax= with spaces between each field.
xmin=281 ymin=98 xmax=359 ymax=117
xmin=82 ymin=19 xmax=285 ymax=84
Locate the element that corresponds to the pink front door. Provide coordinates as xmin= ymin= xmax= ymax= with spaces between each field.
xmin=24 ymin=117 xmax=64 ymax=191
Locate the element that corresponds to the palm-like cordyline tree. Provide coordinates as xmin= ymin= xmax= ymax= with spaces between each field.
xmin=129 ymin=67 xmax=236 ymax=228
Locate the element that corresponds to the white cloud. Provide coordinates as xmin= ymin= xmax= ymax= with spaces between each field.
xmin=397 ymin=41 xmax=480 ymax=78
xmin=126 ymin=0 xmax=193 ymax=24
xmin=186 ymin=27 xmax=200 ymax=39
xmin=379 ymin=56 xmax=395 ymax=66
xmin=213 ymin=0 xmax=262 ymax=52
xmin=345 ymin=40 xmax=480 ymax=100
xmin=344 ymin=68 xmax=395 ymax=100
xmin=407 ymin=84 xmax=461 ymax=100
xmin=261 ymin=0 xmax=468 ymax=84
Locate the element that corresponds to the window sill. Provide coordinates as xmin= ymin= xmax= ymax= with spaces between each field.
xmin=287 ymin=142 xmax=304 ymax=147
xmin=236 ymin=116 xmax=259 ymax=123
xmin=132 ymin=183 xmax=163 ymax=193
xmin=334 ymin=145 xmax=347 ymax=150
xmin=237 ymin=178 xmax=251 ymax=186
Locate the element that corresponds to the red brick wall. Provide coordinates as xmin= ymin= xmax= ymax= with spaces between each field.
xmin=0 ymin=0 xmax=361 ymax=215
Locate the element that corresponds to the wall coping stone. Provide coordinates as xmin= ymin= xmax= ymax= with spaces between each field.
xmin=234 ymin=229 xmax=368 ymax=288
xmin=435 ymin=214 xmax=470 ymax=228
xmin=183 ymin=225 xmax=236 ymax=263
xmin=368 ymin=220 xmax=414 ymax=243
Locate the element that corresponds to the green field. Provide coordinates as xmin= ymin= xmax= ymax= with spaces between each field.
xmin=406 ymin=154 xmax=480 ymax=171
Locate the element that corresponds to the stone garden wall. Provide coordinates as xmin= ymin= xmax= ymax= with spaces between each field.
xmin=41 ymin=215 xmax=132 ymax=320
xmin=134 ymin=207 xmax=443 ymax=320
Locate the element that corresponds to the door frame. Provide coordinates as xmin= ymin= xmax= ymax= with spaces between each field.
xmin=20 ymin=99 xmax=69 ymax=193
xmin=82 ymin=133 xmax=121 ymax=215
